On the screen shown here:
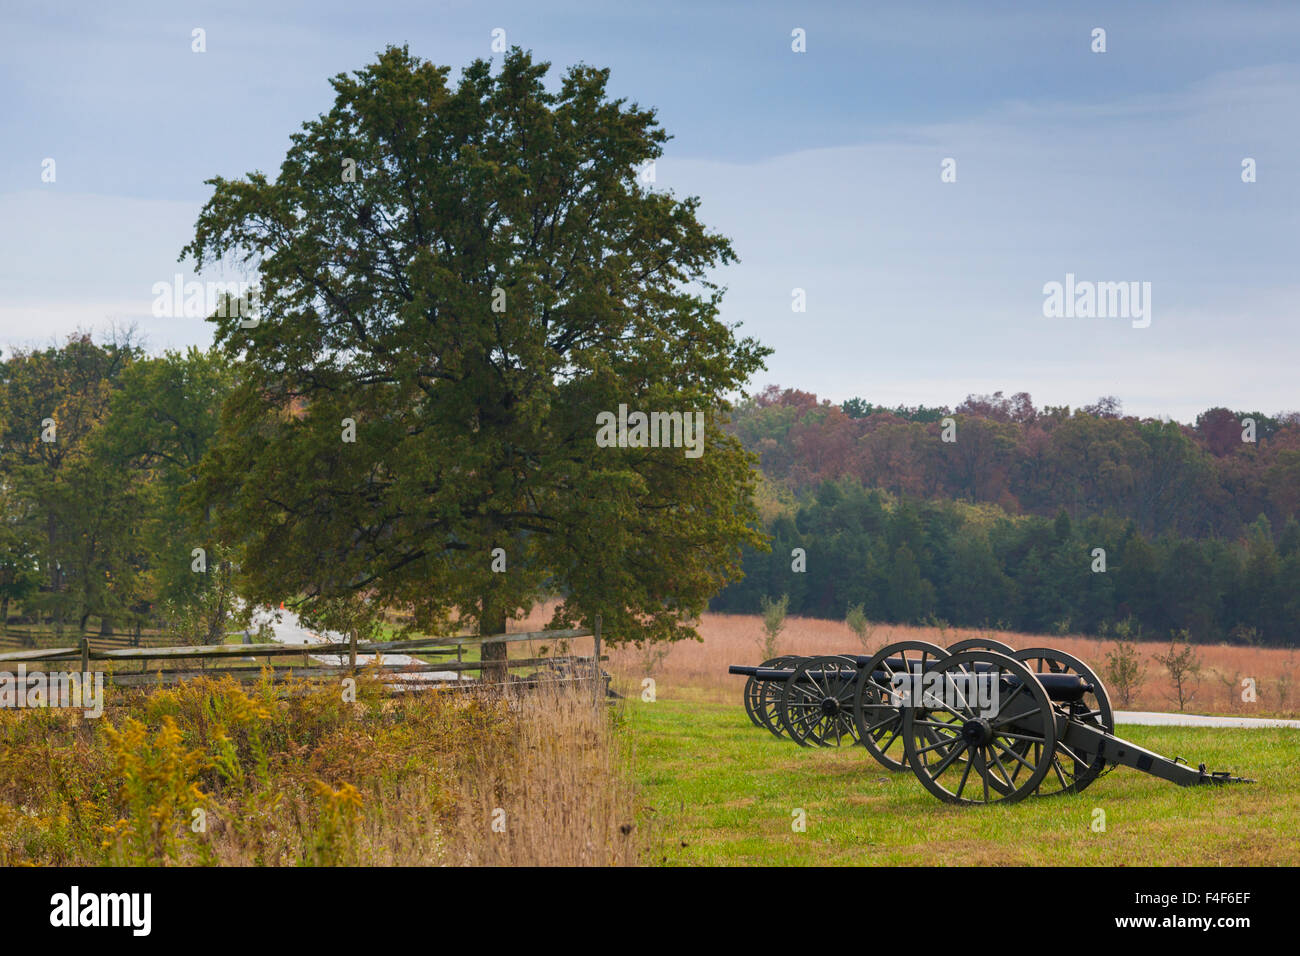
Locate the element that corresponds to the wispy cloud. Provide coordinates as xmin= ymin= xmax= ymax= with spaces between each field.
xmin=2 ymin=2 xmax=1296 ymax=419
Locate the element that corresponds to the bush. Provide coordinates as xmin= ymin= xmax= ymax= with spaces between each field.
xmin=1103 ymin=618 xmax=1148 ymax=708
xmin=1154 ymin=631 xmax=1203 ymax=712
xmin=845 ymin=604 xmax=874 ymax=650
xmin=758 ymin=594 xmax=789 ymax=659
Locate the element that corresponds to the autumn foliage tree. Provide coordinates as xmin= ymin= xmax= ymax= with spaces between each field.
xmin=728 ymin=386 xmax=1300 ymax=539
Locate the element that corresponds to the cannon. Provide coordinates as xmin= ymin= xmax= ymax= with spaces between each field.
xmin=741 ymin=655 xmax=804 ymax=738
xmin=729 ymin=640 xmax=1253 ymax=804
xmin=733 ymin=653 xmax=874 ymax=746
xmin=729 ymin=638 xmax=1025 ymax=751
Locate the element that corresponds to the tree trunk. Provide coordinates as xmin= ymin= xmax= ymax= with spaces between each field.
xmin=479 ymin=598 xmax=508 ymax=686
xmin=48 ymin=514 xmax=63 ymax=637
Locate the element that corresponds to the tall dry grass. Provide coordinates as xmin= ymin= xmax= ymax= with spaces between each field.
xmin=438 ymin=684 xmax=637 ymax=865
xmin=0 ymin=673 xmax=638 ymax=866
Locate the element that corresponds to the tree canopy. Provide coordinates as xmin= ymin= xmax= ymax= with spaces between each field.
xmin=0 ymin=336 xmax=236 ymax=638
xmin=182 ymin=46 xmax=769 ymax=644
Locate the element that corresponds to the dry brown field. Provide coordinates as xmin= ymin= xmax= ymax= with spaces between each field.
xmin=516 ymin=605 xmax=1299 ymax=716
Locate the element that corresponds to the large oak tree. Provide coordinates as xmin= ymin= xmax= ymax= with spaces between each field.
xmin=182 ymin=46 xmax=769 ymax=650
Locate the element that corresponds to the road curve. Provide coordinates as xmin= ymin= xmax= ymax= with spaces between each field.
xmin=1115 ymin=710 xmax=1300 ymax=729
xmin=256 ymin=607 xmax=464 ymax=683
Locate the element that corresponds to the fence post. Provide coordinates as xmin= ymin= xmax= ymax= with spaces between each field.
xmin=349 ymin=629 xmax=357 ymax=674
xmin=593 ymin=614 xmax=602 ymax=702
xmin=79 ymin=636 xmax=89 ymax=675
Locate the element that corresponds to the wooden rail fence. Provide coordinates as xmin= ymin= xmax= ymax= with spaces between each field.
xmin=0 ymin=626 xmax=176 ymax=650
xmin=0 ymin=617 xmax=607 ymax=696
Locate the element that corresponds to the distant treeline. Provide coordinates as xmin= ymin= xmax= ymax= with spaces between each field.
xmin=731 ymin=386 xmax=1300 ymax=539
xmin=711 ymin=482 xmax=1300 ymax=645
xmin=0 ymin=334 xmax=237 ymax=640
xmin=714 ymin=387 xmax=1300 ymax=645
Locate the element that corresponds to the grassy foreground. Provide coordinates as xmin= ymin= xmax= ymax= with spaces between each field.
xmin=1 ymin=662 xmax=1292 ymax=866
xmin=627 ymin=698 xmax=1300 ymax=866
xmin=0 ymin=675 xmax=637 ymax=866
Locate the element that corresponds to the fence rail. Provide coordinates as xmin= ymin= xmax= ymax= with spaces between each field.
xmin=0 ymin=626 xmax=175 ymax=650
xmin=0 ymin=620 xmax=606 ymax=695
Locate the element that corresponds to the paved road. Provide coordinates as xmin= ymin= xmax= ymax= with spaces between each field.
xmin=1115 ymin=710 xmax=1300 ymax=729
xmin=256 ymin=608 xmax=464 ymax=683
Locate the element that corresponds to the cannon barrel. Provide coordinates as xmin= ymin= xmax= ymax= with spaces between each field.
xmin=729 ymin=665 xmax=801 ymax=679
xmin=729 ymin=661 xmax=1093 ymax=702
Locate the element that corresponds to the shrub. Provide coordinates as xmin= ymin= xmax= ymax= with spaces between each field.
xmin=1154 ymin=631 xmax=1203 ymax=712
xmin=758 ymin=594 xmax=789 ymax=659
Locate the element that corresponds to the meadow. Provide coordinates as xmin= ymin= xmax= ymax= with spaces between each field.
xmin=596 ymin=612 xmax=1300 ymax=717
xmin=532 ymin=607 xmax=1300 ymax=865
xmin=1 ymin=609 xmax=1295 ymax=866
xmin=625 ymin=699 xmax=1298 ymax=866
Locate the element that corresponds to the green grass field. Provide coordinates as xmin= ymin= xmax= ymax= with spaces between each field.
xmin=625 ymin=699 xmax=1300 ymax=866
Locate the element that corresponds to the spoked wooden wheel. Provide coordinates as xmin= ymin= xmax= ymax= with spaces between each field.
xmin=753 ymin=656 xmax=802 ymax=738
xmin=779 ymin=656 xmax=862 ymax=747
xmin=744 ymin=656 xmax=791 ymax=729
xmin=1011 ymin=647 xmax=1113 ymax=796
xmin=903 ymin=650 xmax=1057 ymax=804
xmin=948 ymin=637 xmax=1015 ymax=654
xmin=852 ymin=641 xmax=950 ymax=770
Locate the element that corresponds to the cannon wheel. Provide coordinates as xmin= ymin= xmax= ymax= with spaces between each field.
xmin=751 ymin=655 xmax=802 ymax=737
xmin=760 ymin=655 xmax=804 ymax=738
xmin=903 ymin=650 xmax=1057 ymax=804
xmin=779 ymin=656 xmax=862 ymax=747
xmin=852 ymin=641 xmax=950 ymax=770
xmin=1011 ymin=647 xmax=1113 ymax=796
xmin=948 ymin=637 xmax=1015 ymax=654
xmin=744 ymin=656 xmax=789 ymax=728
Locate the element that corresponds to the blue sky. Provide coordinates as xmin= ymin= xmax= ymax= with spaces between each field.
xmin=2 ymin=0 xmax=1297 ymax=420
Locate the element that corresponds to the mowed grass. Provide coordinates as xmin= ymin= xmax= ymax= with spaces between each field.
xmin=626 ymin=698 xmax=1300 ymax=866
